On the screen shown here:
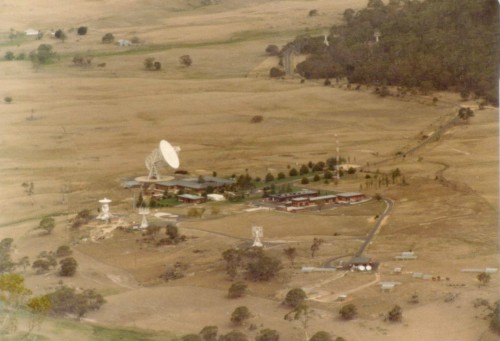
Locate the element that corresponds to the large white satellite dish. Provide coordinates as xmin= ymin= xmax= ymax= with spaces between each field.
xmin=145 ymin=140 xmax=181 ymax=180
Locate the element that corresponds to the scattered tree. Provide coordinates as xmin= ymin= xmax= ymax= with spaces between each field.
xmin=179 ymin=54 xmax=193 ymax=67
xmin=386 ymin=305 xmax=403 ymax=322
xmin=219 ymin=330 xmax=248 ymax=341
xmin=310 ymin=331 xmax=332 ymax=341
xmin=200 ymin=325 xmax=218 ymax=341
xmin=490 ymin=300 xmax=500 ymax=335
xmin=284 ymin=303 xmax=313 ymax=341
xmin=308 ymin=9 xmax=319 ymax=17
xmin=458 ymin=107 xmax=474 ymax=123
xmin=77 ymin=26 xmax=88 ymax=35
xmin=230 ymin=306 xmax=251 ymax=325
xmin=250 ymin=115 xmax=263 ymax=123
xmin=101 ymin=33 xmax=115 ymax=43
xmin=228 ymin=281 xmax=247 ymax=298
xmin=4 ymin=96 xmax=12 ymax=104
xmin=269 ymin=67 xmax=285 ymax=78
xmin=36 ymin=216 xmax=55 ymax=234
xmin=222 ymin=249 xmax=241 ymax=280
xmin=265 ymin=173 xmax=275 ymax=182
xmin=310 ymin=238 xmax=324 ymax=258
xmin=56 ymin=245 xmax=72 ymax=257
xmin=284 ymin=288 xmax=307 ymax=308
xmin=283 ymin=247 xmax=297 ymax=265
xmin=182 ymin=334 xmax=202 ymax=341
xmin=255 ymin=328 xmax=280 ymax=341
xmin=30 ymin=44 xmax=57 ymax=66
xmin=477 ymin=272 xmax=491 ymax=286
xmin=59 ymin=257 xmax=78 ymax=276
xmin=4 ymin=51 xmax=14 ymax=60
xmin=299 ymin=165 xmax=309 ymax=175
xmin=265 ymin=44 xmax=280 ymax=56
xmin=301 ymin=177 xmax=309 ymax=184
xmin=17 ymin=256 xmax=30 ymax=272
xmin=246 ymin=254 xmax=281 ymax=281
xmin=47 ymin=285 xmax=105 ymax=319
xmin=339 ymin=303 xmax=357 ymax=320
xmin=289 ymin=168 xmax=298 ymax=177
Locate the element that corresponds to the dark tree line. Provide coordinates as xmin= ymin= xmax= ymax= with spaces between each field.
xmin=287 ymin=0 xmax=499 ymax=104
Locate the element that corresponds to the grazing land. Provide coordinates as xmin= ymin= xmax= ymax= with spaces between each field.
xmin=0 ymin=1 xmax=498 ymax=341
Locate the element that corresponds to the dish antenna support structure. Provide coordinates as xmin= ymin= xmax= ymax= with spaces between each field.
xmin=252 ymin=226 xmax=264 ymax=247
xmin=97 ymin=198 xmax=113 ymax=222
xmin=145 ymin=140 xmax=180 ymax=181
xmin=139 ymin=207 xmax=149 ymax=229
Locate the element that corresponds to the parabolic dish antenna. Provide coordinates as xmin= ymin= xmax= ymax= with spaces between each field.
xmin=144 ymin=140 xmax=181 ymax=181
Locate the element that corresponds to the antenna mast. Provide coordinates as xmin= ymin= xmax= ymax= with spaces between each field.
xmin=335 ymin=134 xmax=340 ymax=180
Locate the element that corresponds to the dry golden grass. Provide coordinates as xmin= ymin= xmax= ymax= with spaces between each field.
xmin=0 ymin=0 xmax=497 ymax=340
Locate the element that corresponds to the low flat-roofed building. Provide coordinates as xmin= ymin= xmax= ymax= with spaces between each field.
xmin=309 ymin=194 xmax=337 ymax=205
xmin=337 ymin=192 xmax=366 ymax=203
xmin=268 ymin=190 xmax=319 ymax=203
xmin=291 ymin=197 xmax=309 ymax=207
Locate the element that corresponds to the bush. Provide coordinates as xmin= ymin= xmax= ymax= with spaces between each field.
xmin=490 ymin=300 xmax=500 ymax=334
xmin=289 ymin=168 xmax=298 ymax=177
xmin=347 ymin=167 xmax=356 ymax=174
xmin=77 ymin=26 xmax=88 ymax=35
xmin=219 ymin=331 xmax=248 ymax=341
xmin=265 ymin=45 xmax=280 ymax=56
xmin=255 ymin=328 xmax=280 ymax=341
xmin=228 ymin=281 xmax=247 ymax=298
xmin=339 ymin=303 xmax=357 ymax=320
xmin=246 ymin=254 xmax=281 ymax=281
xmin=250 ymin=115 xmax=263 ymax=123
xmin=37 ymin=216 xmax=55 ymax=234
xmin=182 ymin=334 xmax=202 ymax=341
xmin=269 ymin=67 xmax=285 ymax=78
xmin=4 ymin=51 xmax=14 ymax=60
xmin=265 ymin=173 xmax=275 ymax=182
xmin=230 ymin=306 xmax=251 ymax=325
xmin=59 ymin=257 xmax=78 ymax=276
xmin=284 ymin=288 xmax=307 ymax=308
xmin=47 ymin=285 xmax=105 ymax=318
xmin=101 ymin=33 xmax=115 ymax=43
xmin=301 ymin=177 xmax=309 ymax=184
xmin=4 ymin=96 xmax=12 ymax=103
xmin=308 ymin=9 xmax=319 ymax=16
xmin=179 ymin=55 xmax=192 ymax=67
xmin=199 ymin=325 xmax=218 ymax=341
xmin=277 ymin=172 xmax=286 ymax=180
xmin=313 ymin=174 xmax=320 ymax=182
xmin=56 ymin=245 xmax=72 ymax=257
xmin=310 ymin=331 xmax=332 ymax=341
xmin=387 ymin=305 xmax=402 ymax=322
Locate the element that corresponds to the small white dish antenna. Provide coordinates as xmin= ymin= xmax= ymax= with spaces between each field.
xmin=97 ymin=197 xmax=113 ymax=222
xmin=252 ymin=225 xmax=263 ymax=247
xmin=358 ymin=265 xmax=366 ymax=271
xmin=145 ymin=140 xmax=180 ymax=180
xmin=366 ymin=265 xmax=372 ymax=271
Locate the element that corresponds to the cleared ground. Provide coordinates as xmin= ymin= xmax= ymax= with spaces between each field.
xmin=0 ymin=0 xmax=498 ymax=340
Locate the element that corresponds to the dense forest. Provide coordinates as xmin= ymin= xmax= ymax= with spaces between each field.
xmin=287 ymin=0 xmax=499 ymax=104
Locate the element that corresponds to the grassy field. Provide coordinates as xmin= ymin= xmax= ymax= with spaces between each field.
xmin=0 ymin=0 xmax=498 ymax=340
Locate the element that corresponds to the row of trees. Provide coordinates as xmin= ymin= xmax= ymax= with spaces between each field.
xmin=143 ymin=55 xmax=193 ymax=71
xmin=282 ymin=0 xmax=499 ymax=104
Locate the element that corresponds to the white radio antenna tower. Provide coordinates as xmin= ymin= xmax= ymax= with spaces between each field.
xmin=139 ymin=206 xmax=150 ymax=229
xmin=252 ymin=226 xmax=264 ymax=248
xmin=335 ymin=134 xmax=340 ymax=180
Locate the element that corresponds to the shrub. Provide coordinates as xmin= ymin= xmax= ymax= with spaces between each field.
xmin=37 ymin=216 xmax=55 ymax=234
xmin=59 ymin=257 xmax=78 ymax=276
xmin=308 ymin=9 xmax=319 ymax=16
xmin=4 ymin=51 xmax=14 ymax=60
xmin=101 ymin=33 xmax=115 ymax=43
xmin=179 ymin=54 xmax=192 ymax=67
xmin=199 ymin=325 xmax=218 ymax=341
xmin=265 ymin=45 xmax=280 ymax=56
xmin=347 ymin=167 xmax=356 ymax=174
xmin=182 ymin=334 xmax=202 ymax=341
xmin=310 ymin=331 xmax=332 ymax=341
xmin=289 ymin=168 xmax=298 ymax=177
xmin=277 ymin=172 xmax=286 ymax=180
xmin=230 ymin=306 xmax=251 ymax=325
xmin=339 ymin=303 xmax=357 ymax=320
xmin=77 ymin=26 xmax=88 ymax=35
xmin=265 ymin=173 xmax=275 ymax=182
xmin=284 ymin=288 xmax=307 ymax=308
xmin=255 ymin=328 xmax=280 ymax=341
xmin=387 ymin=305 xmax=402 ymax=322
xmin=4 ymin=96 xmax=12 ymax=103
xmin=301 ymin=177 xmax=309 ymax=184
xmin=313 ymin=174 xmax=320 ymax=182
xmin=490 ymin=300 xmax=500 ymax=334
xmin=246 ymin=254 xmax=281 ymax=281
xmin=228 ymin=281 xmax=247 ymax=298
xmin=219 ymin=331 xmax=248 ymax=341
xmin=56 ymin=245 xmax=72 ymax=258
xmin=269 ymin=67 xmax=285 ymax=78
xmin=250 ymin=115 xmax=263 ymax=123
